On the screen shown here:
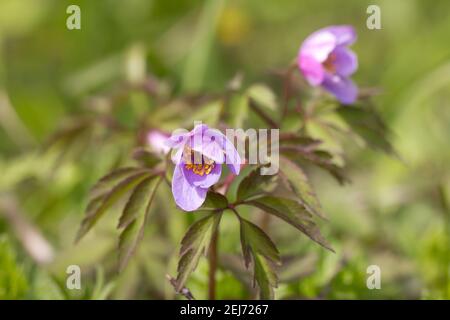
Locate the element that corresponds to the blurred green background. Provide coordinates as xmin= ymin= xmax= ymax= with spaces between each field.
xmin=0 ymin=0 xmax=449 ymax=299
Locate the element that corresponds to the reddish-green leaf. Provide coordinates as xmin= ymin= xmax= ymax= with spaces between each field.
xmin=237 ymin=167 xmax=277 ymax=201
xmin=76 ymin=170 xmax=152 ymax=242
xmin=239 ymin=217 xmax=280 ymax=299
xmin=279 ymin=156 xmax=326 ymax=219
xmin=89 ymin=167 xmax=147 ymax=200
xmin=118 ymin=175 xmax=159 ymax=229
xmin=247 ymin=196 xmax=334 ymax=252
xmin=118 ymin=176 xmax=162 ymax=271
xmin=336 ymin=105 xmax=395 ymax=155
xmin=176 ymin=213 xmax=222 ymax=292
xmin=247 ymin=84 xmax=278 ymax=111
xmin=281 ymin=146 xmax=348 ymax=184
xmin=197 ymin=191 xmax=228 ymax=211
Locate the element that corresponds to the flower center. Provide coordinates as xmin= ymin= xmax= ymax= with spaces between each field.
xmin=184 ymin=163 xmax=215 ymax=176
xmin=182 ymin=146 xmax=216 ymax=176
xmin=322 ymin=52 xmax=337 ymax=73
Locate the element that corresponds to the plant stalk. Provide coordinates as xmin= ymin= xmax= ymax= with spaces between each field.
xmin=208 ymin=227 xmax=219 ymax=300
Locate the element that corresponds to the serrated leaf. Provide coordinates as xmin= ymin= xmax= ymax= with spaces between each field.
xmin=44 ymin=119 xmax=91 ymax=151
xmin=89 ymin=167 xmax=147 ymax=200
xmin=239 ymin=217 xmax=280 ymax=299
xmin=247 ymin=84 xmax=278 ymax=111
xmin=247 ymin=196 xmax=334 ymax=252
xmin=237 ymin=167 xmax=277 ymax=201
xmin=279 ymin=156 xmax=326 ymax=219
xmin=176 ymin=213 xmax=222 ymax=291
xmin=118 ymin=175 xmax=160 ymax=229
xmin=118 ymin=219 xmax=142 ymax=272
xmin=119 ymin=178 xmax=160 ymax=272
xmin=253 ymin=253 xmax=278 ymax=299
xmin=336 ymin=105 xmax=395 ymax=155
xmin=118 ymin=176 xmax=161 ymax=272
xmin=76 ymin=170 xmax=152 ymax=242
xmin=280 ymin=134 xmax=322 ymax=150
xmin=197 ymin=191 xmax=228 ymax=211
xmin=281 ymin=146 xmax=348 ymax=184
xmin=239 ymin=218 xmax=280 ymax=268
xmin=43 ymin=119 xmax=93 ymax=167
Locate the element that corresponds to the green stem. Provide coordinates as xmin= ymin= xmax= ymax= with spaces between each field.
xmin=208 ymin=227 xmax=219 ymax=300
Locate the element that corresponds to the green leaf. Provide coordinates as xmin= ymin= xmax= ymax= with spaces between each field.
xmin=247 ymin=84 xmax=278 ymax=111
xmin=76 ymin=170 xmax=152 ymax=242
xmin=281 ymin=146 xmax=348 ymax=184
xmin=118 ymin=175 xmax=160 ymax=229
xmin=240 ymin=218 xmax=280 ymax=267
xmin=43 ymin=119 xmax=93 ymax=167
xmin=0 ymin=236 xmax=28 ymax=299
xmin=280 ymin=134 xmax=322 ymax=149
xmin=237 ymin=167 xmax=277 ymax=201
xmin=118 ymin=219 xmax=145 ymax=272
xmin=253 ymin=253 xmax=278 ymax=299
xmin=246 ymin=196 xmax=334 ymax=252
xmin=44 ymin=119 xmax=91 ymax=152
xmin=228 ymin=93 xmax=249 ymax=128
xmin=239 ymin=217 xmax=280 ymax=299
xmin=176 ymin=213 xmax=222 ymax=291
xmin=89 ymin=167 xmax=147 ymax=199
xmin=90 ymin=267 xmax=116 ymax=300
xmin=197 ymin=191 xmax=228 ymax=211
xmin=117 ymin=177 xmax=162 ymax=272
xmin=279 ymin=156 xmax=326 ymax=219
xmin=184 ymin=100 xmax=222 ymax=127
xmin=336 ymin=105 xmax=395 ymax=155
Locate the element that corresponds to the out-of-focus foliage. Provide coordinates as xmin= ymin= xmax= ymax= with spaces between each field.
xmin=0 ymin=236 xmax=28 ymax=299
xmin=0 ymin=0 xmax=449 ymax=300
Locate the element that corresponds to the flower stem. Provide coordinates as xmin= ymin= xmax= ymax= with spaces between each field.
xmin=208 ymin=227 xmax=219 ymax=300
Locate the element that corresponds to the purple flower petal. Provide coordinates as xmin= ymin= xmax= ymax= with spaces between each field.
xmin=191 ymin=135 xmax=225 ymax=164
xmin=332 ymin=47 xmax=358 ymax=77
xmin=166 ymin=129 xmax=189 ymax=148
xmin=300 ymin=29 xmax=336 ymax=62
xmin=192 ymin=123 xmax=209 ymax=136
xmin=172 ymin=164 xmax=207 ymax=211
xmin=324 ymin=25 xmax=357 ymax=46
xmin=208 ymin=129 xmax=241 ymax=175
xmin=322 ymin=74 xmax=358 ymax=105
xmin=182 ymin=163 xmax=222 ymax=188
xmin=171 ymin=145 xmax=184 ymax=165
xmin=298 ymin=54 xmax=325 ymax=86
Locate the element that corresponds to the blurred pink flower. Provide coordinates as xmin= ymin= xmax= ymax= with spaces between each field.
xmin=298 ymin=25 xmax=358 ymax=104
xmin=147 ymin=130 xmax=171 ymax=155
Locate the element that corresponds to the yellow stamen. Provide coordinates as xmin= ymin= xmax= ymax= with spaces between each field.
xmin=182 ymin=145 xmax=216 ymax=176
xmin=185 ymin=163 xmax=215 ymax=176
